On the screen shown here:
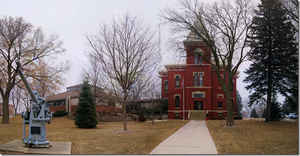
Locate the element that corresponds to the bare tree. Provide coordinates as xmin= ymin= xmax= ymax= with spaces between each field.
xmin=162 ymin=0 xmax=253 ymax=126
xmin=0 ymin=16 xmax=65 ymax=123
xmin=22 ymin=59 xmax=67 ymax=97
xmin=128 ymin=75 xmax=153 ymax=101
xmin=10 ymin=86 xmax=22 ymax=116
xmin=85 ymin=53 xmax=106 ymax=105
xmin=87 ymin=14 xmax=160 ymax=131
xmin=10 ymin=84 xmax=31 ymax=115
xmin=129 ymin=75 xmax=161 ymax=125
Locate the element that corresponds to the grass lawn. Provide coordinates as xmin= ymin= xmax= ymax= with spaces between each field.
xmin=206 ymin=119 xmax=299 ymax=155
xmin=0 ymin=116 xmax=187 ymax=154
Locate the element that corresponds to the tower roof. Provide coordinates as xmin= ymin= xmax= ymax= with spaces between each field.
xmin=183 ymin=31 xmax=205 ymax=47
xmin=185 ymin=31 xmax=202 ymax=41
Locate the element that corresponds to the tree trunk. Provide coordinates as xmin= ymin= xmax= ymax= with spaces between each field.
xmin=266 ymin=21 xmax=273 ymax=122
xmin=225 ymin=93 xmax=234 ymax=126
xmin=225 ymin=72 xmax=234 ymax=126
xmin=123 ymin=102 xmax=127 ymax=131
xmin=151 ymin=101 xmax=154 ymax=125
xmin=2 ymin=96 xmax=10 ymax=124
xmin=266 ymin=64 xmax=273 ymax=122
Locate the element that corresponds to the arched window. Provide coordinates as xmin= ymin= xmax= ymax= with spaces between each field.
xmin=218 ymin=102 xmax=223 ymax=108
xmin=164 ymin=80 xmax=168 ymax=92
xmin=199 ymin=72 xmax=203 ymax=86
xmin=175 ymin=95 xmax=180 ymax=107
xmin=194 ymin=53 xmax=199 ymax=64
xmin=194 ymin=48 xmax=203 ymax=64
xmin=193 ymin=72 xmax=199 ymax=86
xmin=175 ymin=75 xmax=181 ymax=88
xmin=193 ymin=72 xmax=204 ymax=86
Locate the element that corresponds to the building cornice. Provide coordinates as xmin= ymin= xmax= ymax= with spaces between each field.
xmin=158 ymin=71 xmax=168 ymax=77
xmin=165 ymin=64 xmax=211 ymax=69
xmin=185 ymin=86 xmax=212 ymax=89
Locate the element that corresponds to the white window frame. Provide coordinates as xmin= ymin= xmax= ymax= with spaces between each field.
xmin=192 ymin=91 xmax=205 ymax=98
xmin=217 ymin=101 xmax=223 ymax=108
xmin=174 ymin=95 xmax=180 ymax=108
xmin=217 ymin=94 xmax=224 ymax=98
xmin=164 ymin=80 xmax=168 ymax=92
xmin=175 ymin=74 xmax=181 ymax=88
xmin=193 ymin=72 xmax=204 ymax=87
xmin=194 ymin=48 xmax=203 ymax=64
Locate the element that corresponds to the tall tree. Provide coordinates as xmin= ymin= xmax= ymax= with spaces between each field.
xmin=0 ymin=16 xmax=64 ymax=123
xmin=10 ymin=85 xmax=22 ymax=116
xmin=162 ymin=0 xmax=253 ymax=126
xmin=86 ymin=14 xmax=160 ymax=131
xmin=85 ymin=53 xmax=104 ymax=105
xmin=75 ymin=80 xmax=98 ymax=128
xmin=280 ymin=0 xmax=299 ymax=114
xmin=244 ymin=0 xmax=298 ymax=122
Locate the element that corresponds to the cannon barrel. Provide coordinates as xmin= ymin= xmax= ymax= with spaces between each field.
xmin=16 ymin=61 xmax=38 ymax=104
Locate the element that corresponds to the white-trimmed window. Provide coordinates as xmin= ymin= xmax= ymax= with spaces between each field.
xmin=192 ymin=91 xmax=205 ymax=98
xmin=199 ymin=73 xmax=203 ymax=86
xmin=193 ymin=72 xmax=204 ymax=86
xmin=175 ymin=95 xmax=180 ymax=107
xmin=194 ymin=48 xmax=203 ymax=64
xmin=175 ymin=75 xmax=181 ymax=88
xmin=217 ymin=102 xmax=223 ymax=108
xmin=175 ymin=113 xmax=180 ymax=119
xmin=217 ymin=94 xmax=224 ymax=98
xmin=164 ymin=80 xmax=168 ymax=92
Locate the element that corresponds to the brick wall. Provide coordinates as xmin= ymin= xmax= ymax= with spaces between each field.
xmin=161 ymin=39 xmax=237 ymax=120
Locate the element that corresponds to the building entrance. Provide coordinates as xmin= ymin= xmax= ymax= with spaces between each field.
xmin=194 ymin=101 xmax=203 ymax=110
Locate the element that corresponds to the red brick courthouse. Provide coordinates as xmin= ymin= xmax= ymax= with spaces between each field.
xmin=159 ymin=33 xmax=237 ymax=120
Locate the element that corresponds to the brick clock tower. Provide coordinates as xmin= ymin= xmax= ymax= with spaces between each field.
xmin=159 ymin=32 xmax=238 ymax=120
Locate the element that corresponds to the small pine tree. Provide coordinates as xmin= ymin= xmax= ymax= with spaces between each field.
xmin=250 ymin=108 xmax=259 ymax=118
xmin=75 ymin=80 xmax=98 ymax=128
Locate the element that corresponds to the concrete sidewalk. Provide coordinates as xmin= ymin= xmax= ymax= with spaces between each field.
xmin=150 ymin=120 xmax=218 ymax=154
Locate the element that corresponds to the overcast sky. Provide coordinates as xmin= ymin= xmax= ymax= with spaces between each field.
xmin=0 ymin=0 xmax=262 ymax=105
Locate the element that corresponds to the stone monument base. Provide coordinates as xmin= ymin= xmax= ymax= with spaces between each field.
xmin=0 ymin=140 xmax=71 ymax=154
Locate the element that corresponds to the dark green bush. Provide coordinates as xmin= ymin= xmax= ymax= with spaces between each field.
xmin=75 ymin=80 xmax=98 ymax=128
xmin=53 ymin=110 xmax=67 ymax=117
xmin=234 ymin=116 xmax=243 ymax=120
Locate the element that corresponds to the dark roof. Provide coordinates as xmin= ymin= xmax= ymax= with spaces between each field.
xmin=46 ymin=90 xmax=80 ymax=102
xmin=67 ymin=84 xmax=103 ymax=91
